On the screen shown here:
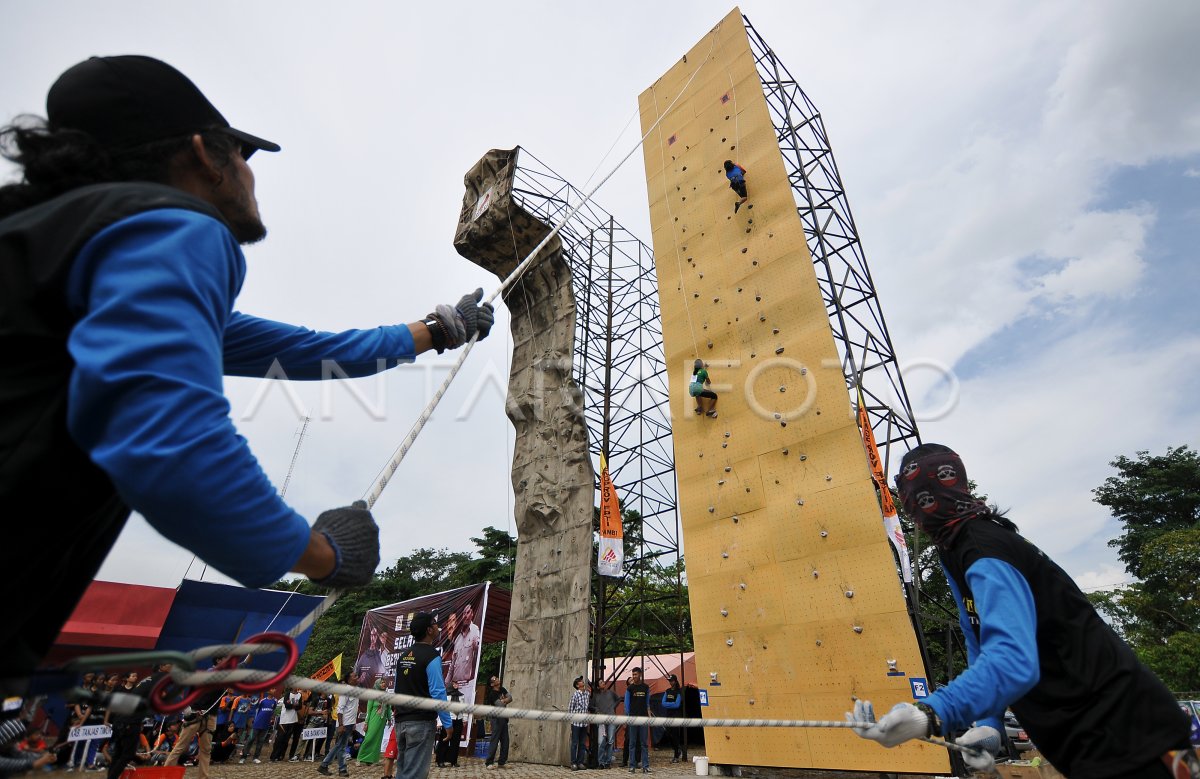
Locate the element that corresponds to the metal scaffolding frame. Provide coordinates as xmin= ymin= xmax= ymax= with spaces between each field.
xmin=499 ymin=10 xmax=927 ymax=702
xmin=508 ymin=149 xmax=690 ymax=682
xmin=744 ymin=15 xmax=922 ymax=478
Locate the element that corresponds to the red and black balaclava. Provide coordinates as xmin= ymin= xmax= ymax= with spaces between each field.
xmin=895 ymin=443 xmax=988 ymax=547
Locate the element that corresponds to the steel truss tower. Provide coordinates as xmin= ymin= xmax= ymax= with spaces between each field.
xmin=744 ymin=16 xmax=922 ymax=477
xmin=502 ymin=9 xmax=927 ymax=699
xmin=506 ymin=150 xmax=690 ymax=685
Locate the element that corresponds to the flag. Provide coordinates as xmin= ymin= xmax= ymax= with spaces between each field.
xmin=857 ymin=393 xmax=913 ymax=583
xmin=312 ymin=653 xmax=343 ymax=682
xmin=597 ymin=455 xmax=624 ymax=577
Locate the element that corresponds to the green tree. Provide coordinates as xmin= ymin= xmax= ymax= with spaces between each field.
xmin=1090 ymin=445 xmax=1200 ymax=691
xmin=592 ymin=507 xmax=691 ymax=660
xmin=1093 ymin=445 xmax=1200 ymax=579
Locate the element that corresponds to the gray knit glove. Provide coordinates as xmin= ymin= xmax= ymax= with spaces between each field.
xmin=461 ymin=288 xmax=495 ymax=341
xmin=455 ymin=288 xmax=495 ymax=342
xmin=310 ymin=501 xmax=380 ymax=588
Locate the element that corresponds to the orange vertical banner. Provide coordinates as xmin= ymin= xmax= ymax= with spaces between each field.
xmin=597 ymin=455 xmax=624 ymax=577
xmin=857 ymin=393 xmax=913 ymax=582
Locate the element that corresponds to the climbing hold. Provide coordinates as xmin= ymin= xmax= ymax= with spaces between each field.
xmin=724 ymin=431 xmax=731 ymax=438
xmin=773 ymin=412 xmax=781 ymax=420
xmin=853 ymin=625 xmax=864 ymax=634
xmin=724 ymin=466 xmax=731 ymax=472
xmin=772 ymin=328 xmax=780 ymax=335
xmin=759 ymin=314 xmax=766 ymax=322
xmin=731 ymin=514 xmax=739 ymax=522
xmin=721 ymin=608 xmax=728 ymax=616
xmin=780 ymin=421 xmax=787 ymax=428
xmin=779 ymin=386 xmax=786 ymax=393
xmin=756 ymin=295 xmax=762 ymax=302
xmin=799 ymin=454 xmax=807 ymax=461
xmin=707 ymin=341 xmax=713 ymax=349
xmin=721 ymin=552 xmax=729 ymax=559
xmin=782 ymin=448 xmax=789 ymax=455
xmin=800 ymin=367 xmax=808 ymax=375
xmin=708 ymin=506 xmax=715 ymax=513
xmin=726 ymin=638 xmax=734 ymax=646
xmin=845 ymin=590 xmax=854 ymax=599
xmin=699 ymin=272 xmax=704 ymax=278
xmin=815 ymin=639 xmax=823 ymax=647
xmin=739 ymin=582 xmax=747 ymax=590
xmin=811 ymin=569 xmax=818 ymax=578
xmin=825 ymin=474 xmax=833 ymax=481
xmin=775 ymin=347 xmax=785 ymax=355
xmin=741 ymin=248 xmax=747 ymax=254
xmin=721 ymin=442 xmax=728 ymax=449
xmin=717 ymin=479 xmax=726 ymax=486
xmin=731 ymin=515 xmax=739 ymax=523
xmin=745 ymin=228 xmax=751 ymax=234
xmin=820 ymin=530 xmax=828 ymax=538
xmin=713 ymin=297 xmax=720 ymax=303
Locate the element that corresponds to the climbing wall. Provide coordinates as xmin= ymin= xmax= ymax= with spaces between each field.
xmin=638 ymin=9 xmax=948 ymax=774
xmin=454 ymin=149 xmax=593 ymax=766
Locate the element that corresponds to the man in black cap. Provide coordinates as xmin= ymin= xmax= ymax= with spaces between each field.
xmin=0 ymin=55 xmax=495 ymax=693
xmin=659 ymin=675 xmax=686 ymax=763
xmin=391 ymin=612 xmax=451 ymax=779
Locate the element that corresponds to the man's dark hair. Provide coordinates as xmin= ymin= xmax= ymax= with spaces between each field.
xmin=0 ymin=116 xmax=240 ymax=219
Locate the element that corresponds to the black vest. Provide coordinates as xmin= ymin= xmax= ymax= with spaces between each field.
xmin=0 ymin=183 xmax=225 ymax=687
xmin=392 ymin=642 xmax=442 ymax=722
xmin=939 ymin=518 xmax=1189 ymax=777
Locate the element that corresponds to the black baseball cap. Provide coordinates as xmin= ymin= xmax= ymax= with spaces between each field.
xmin=46 ymin=55 xmax=280 ymax=157
xmin=410 ymin=611 xmax=435 ymax=640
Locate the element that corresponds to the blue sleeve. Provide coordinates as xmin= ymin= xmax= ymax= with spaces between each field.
xmin=926 ymin=558 xmax=1040 ymax=732
xmin=943 ymin=564 xmax=982 ymax=665
xmin=425 ymin=657 xmax=452 ymax=729
xmin=624 ymin=691 xmax=631 ymax=711
xmin=224 ymin=313 xmax=415 ymax=379
xmin=65 ymin=209 xmax=311 ymax=587
xmin=662 ymin=693 xmax=680 ymax=711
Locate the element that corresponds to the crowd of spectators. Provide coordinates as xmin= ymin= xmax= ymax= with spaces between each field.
xmin=4 ymin=669 xmax=372 ymax=776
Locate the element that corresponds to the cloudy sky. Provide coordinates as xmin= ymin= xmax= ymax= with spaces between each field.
xmin=3 ymin=1 xmax=1197 ymax=593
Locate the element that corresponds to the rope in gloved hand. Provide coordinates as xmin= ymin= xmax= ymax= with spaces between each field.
xmin=155 ymin=659 xmax=986 ymax=762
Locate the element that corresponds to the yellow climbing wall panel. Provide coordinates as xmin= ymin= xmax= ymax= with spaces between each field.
xmin=639 ymin=8 xmax=948 ymax=774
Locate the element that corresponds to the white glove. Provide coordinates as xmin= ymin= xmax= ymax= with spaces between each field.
xmin=958 ymin=725 xmax=1001 ymax=773
xmin=844 ymin=700 xmax=931 ymax=748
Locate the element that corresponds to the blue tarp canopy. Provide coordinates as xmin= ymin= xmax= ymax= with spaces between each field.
xmin=154 ymin=579 xmax=325 ymax=660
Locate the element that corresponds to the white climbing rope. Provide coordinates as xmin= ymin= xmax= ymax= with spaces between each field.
xmin=361 ymin=24 xmax=721 ymax=510
xmin=164 ymin=661 xmax=983 ymax=760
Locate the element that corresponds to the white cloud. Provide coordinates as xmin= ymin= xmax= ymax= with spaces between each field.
xmin=4 ymin=0 xmax=1198 ymax=593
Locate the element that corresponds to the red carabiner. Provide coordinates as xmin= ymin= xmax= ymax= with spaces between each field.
xmin=230 ymin=632 xmax=298 ymax=693
xmin=150 ymin=654 xmax=239 ymax=714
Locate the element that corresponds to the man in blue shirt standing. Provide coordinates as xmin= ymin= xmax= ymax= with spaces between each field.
xmin=240 ymin=689 xmax=278 ymax=764
xmin=0 ymin=55 xmax=495 ymax=695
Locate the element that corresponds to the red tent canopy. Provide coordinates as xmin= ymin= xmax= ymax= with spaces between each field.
xmin=43 ymin=581 xmax=177 ymax=665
